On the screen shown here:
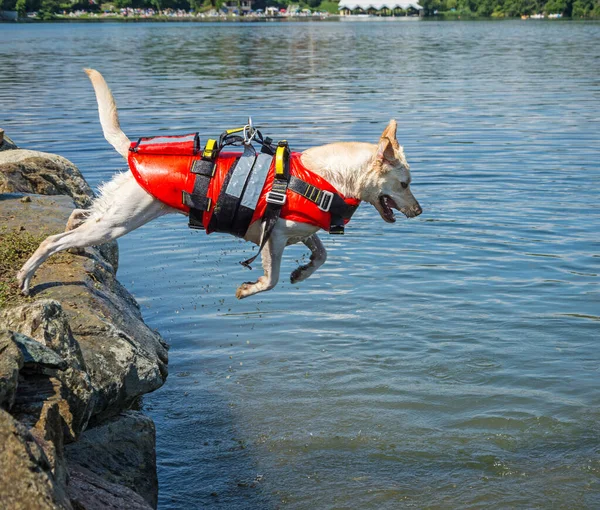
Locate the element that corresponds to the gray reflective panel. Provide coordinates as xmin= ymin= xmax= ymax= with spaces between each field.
xmin=241 ymin=153 xmax=273 ymax=210
xmin=225 ymin=145 xmax=256 ymax=198
xmin=139 ymin=134 xmax=197 ymax=146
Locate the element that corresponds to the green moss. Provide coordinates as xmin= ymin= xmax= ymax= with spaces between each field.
xmin=0 ymin=228 xmax=47 ymax=308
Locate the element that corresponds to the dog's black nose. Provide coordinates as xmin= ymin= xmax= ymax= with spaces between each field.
xmin=414 ymin=204 xmax=423 ymax=216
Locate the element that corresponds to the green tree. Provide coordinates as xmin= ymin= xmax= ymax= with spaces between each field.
xmin=113 ymin=0 xmax=132 ymax=8
xmin=16 ymin=0 xmax=26 ymax=17
xmin=38 ymin=0 xmax=59 ymax=19
xmin=419 ymin=0 xmax=443 ymax=13
xmin=475 ymin=0 xmax=494 ymax=15
xmin=544 ymin=0 xmax=566 ymax=11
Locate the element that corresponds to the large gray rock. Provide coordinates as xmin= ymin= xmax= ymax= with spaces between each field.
xmin=13 ymin=331 xmax=68 ymax=371
xmin=65 ymin=411 xmax=158 ymax=508
xmin=0 ymin=195 xmax=168 ymax=423
xmin=0 ymin=301 xmax=96 ymax=441
xmin=0 ymin=300 xmax=86 ymax=370
xmin=1 ymin=144 xmax=165 ymax=510
xmin=0 ymin=131 xmax=18 ymax=151
xmin=0 ymin=330 xmax=24 ymax=410
xmin=68 ymin=464 xmax=152 ymax=510
xmin=0 ymin=409 xmax=71 ymax=510
xmin=30 ymin=401 xmax=70 ymax=500
xmin=0 ymin=149 xmax=94 ymax=208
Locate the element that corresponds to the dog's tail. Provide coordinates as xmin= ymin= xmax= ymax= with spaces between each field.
xmin=84 ymin=68 xmax=131 ymax=160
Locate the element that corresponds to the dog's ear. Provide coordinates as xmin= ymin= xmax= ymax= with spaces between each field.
xmin=376 ymin=137 xmax=396 ymax=164
xmin=376 ymin=120 xmax=399 ymax=165
xmin=380 ymin=119 xmax=400 ymax=149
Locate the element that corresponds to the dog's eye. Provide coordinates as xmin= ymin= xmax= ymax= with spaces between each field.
xmin=401 ymin=182 xmax=408 ymax=189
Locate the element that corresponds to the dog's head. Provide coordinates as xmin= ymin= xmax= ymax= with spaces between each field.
xmin=362 ymin=120 xmax=422 ymax=222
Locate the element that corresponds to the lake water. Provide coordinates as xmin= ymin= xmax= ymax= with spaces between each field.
xmin=2 ymin=19 xmax=600 ymax=509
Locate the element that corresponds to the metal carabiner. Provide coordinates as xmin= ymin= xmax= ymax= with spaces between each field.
xmin=243 ymin=117 xmax=257 ymax=145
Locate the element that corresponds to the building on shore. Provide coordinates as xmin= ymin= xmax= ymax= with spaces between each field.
xmin=338 ymin=0 xmax=424 ymax=16
xmin=0 ymin=10 xmax=19 ymax=20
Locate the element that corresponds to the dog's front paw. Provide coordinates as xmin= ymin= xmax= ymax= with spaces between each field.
xmin=236 ymin=277 xmax=268 ymax=299
xmin=236 ymin=281 xmax=256 ymax=299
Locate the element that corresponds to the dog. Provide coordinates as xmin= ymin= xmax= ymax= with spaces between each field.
xmin=17 ymin=69 xmax=422 ymax=300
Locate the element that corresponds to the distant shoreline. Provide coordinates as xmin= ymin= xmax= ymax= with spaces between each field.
xmin=2 ymin=16 xmax=343 ymax=23
xmin=3 ymin=15 xmax=597 ymax=23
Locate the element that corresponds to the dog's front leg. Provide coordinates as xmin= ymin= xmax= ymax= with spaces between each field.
xmin=236 ymin=227 xmax=287 ymax=300
xmin=290 ymin=234 xmax=327 ymax=284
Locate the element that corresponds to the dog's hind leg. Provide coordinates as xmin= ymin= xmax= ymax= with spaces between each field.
xmin=65 ymin=209 xmax=89 ymax=231
xmin=18 ymin=175 xmax=173 ymax=295
xmin=290 ymin=234 xmax=327 ymax=284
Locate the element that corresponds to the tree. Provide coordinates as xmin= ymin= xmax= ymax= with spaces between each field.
xmin=38 ymin=0 xmax=59 ymax=19
xmin=114 ymin=0 xmax=133 ymax=8
xmin=16 ymin=0 xmax=26 ymax=17
xmin=544 ymin=0 xmax=566 ymax=11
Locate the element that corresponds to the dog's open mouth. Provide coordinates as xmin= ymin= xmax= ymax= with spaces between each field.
xmin=379 ymin=195 xmax=398 ymax=223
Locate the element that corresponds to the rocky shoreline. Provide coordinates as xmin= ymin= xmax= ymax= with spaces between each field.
xmin=0 ymin=130 xmax=168 ymax=509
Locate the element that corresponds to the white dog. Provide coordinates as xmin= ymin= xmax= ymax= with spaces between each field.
xmin=18 ymin=69 xmax=422 ymax=299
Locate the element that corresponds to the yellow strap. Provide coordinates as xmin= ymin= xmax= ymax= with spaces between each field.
xmin=225 ymin=127 xmax=245 ymax=135
xmin=275 ymin=144 xmax=287 ymax=177
xmin=203 ymin=139 xmax=217 ymax=159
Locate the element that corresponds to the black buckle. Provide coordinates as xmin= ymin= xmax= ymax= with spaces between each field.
xmin=330 ymin=224 xmax=344 ymax=235
xmin=182 ymin=191 xmax=212 ymax=211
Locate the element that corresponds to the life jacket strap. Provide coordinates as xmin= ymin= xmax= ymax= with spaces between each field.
xmin=287 ymin=176 xmax=359 ymax=234
xmin=240 ymin=141 xmax=290 ymax=269
xmin=184 ymin=139 xmax=218 ymax=229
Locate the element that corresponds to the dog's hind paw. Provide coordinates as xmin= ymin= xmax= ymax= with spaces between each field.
xmin=290 ymin=265 xmax=310 ymax=284
xmin=17 ymin=274 xmax=30 ymax=296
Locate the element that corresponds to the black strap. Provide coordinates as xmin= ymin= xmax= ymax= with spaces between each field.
xmin=240 ymin=142 xmax=290 ymax=269
xmin=287 ymin=176 xmax=358 ymax=234
xmin=184 ymin=141 xmax=217 ymax=229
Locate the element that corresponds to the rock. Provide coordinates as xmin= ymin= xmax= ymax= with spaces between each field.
xmin=0 ymin=149 xmax=94 ymax=208
xmin=13 ymin=331 xmax=69 ymax=371
xmin=98 ymin=241 xmax=120 ymax=275
xmin=0 ymin=408 xmax=72 ymax=510
xmin=1 ymin=146 xmax=165 ymax=510
xmin=31 ymin=401 xmax=70 ymax=499
xmin=0 ymin=301 xmax=96 ymax=441
xmin=0 ymin=130 xmax=18 ymax=151
xmin=10 ymin=365 xmax=95 ymax=444
xmin=0 ymin=195 xmax=167 ymax=423
xmin=0 ymin=300 xmax=86 ymax=372
xmin=0 ymin=150 xmax=119 ymax=270
xmin=65 ymin=411 xmax=158 ymax=508
xmin=0 ymin=330 xmax=24 ymax=410
xmin=68 ymin=464 xmax=152 ymax=510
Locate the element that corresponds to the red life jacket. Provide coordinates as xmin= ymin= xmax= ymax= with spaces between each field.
xmin=127 ymin=133 xmax=360 ymax=237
